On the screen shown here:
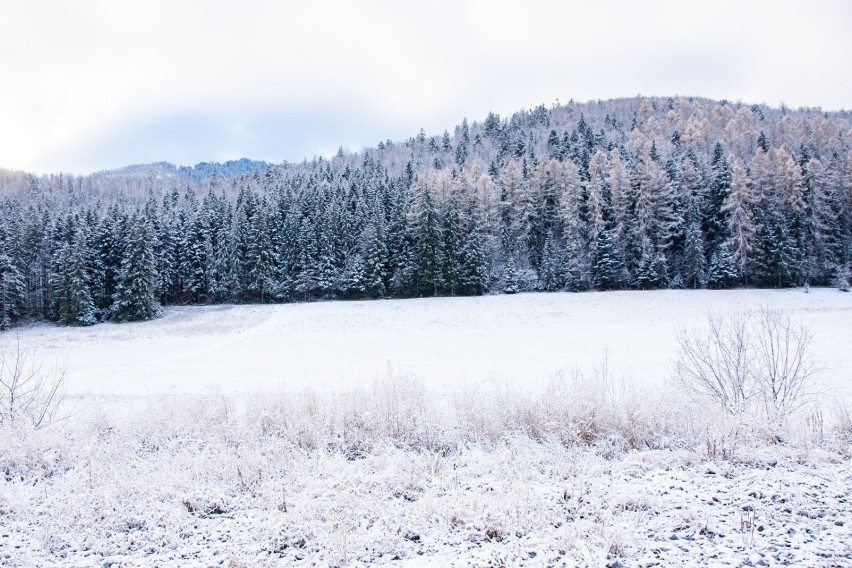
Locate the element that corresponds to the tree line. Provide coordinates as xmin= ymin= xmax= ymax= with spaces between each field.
xmin=0 ymin=96 xmax=850 ymax=328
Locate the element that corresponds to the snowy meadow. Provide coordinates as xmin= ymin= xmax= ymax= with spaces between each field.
xmin=1 ymin=289 xmax=851 ymax=566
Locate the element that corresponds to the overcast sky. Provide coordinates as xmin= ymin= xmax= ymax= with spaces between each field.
xmin=2 ymin=0 xmax=851 ymax=175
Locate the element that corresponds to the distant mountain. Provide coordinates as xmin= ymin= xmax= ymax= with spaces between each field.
xmin=177 ymin=159 xmax=271 ymax=181
xmin=92 ymin=158 xmax=270 ymax=182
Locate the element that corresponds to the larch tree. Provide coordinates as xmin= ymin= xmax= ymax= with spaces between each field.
xmin=723 ymin=156 xmax=756 ymax=283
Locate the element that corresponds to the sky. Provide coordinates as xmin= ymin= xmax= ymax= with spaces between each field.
xmin=1 ymin=0 xmax=851 ymax=175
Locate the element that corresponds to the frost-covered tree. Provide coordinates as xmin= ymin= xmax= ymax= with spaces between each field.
xmin=723 ymin=157 xmax=756 ymax=283
xmin=539 ymin=233 xmax=562 ymax=291
xmin=706 ymin=242 xmax=738 ymax=289
xmin=0 ymin=96 xmax=851 ymax=329
xmin=51 ymin=228 xmax=97 ymax=326
xmin=111 ymin=216 xmax=159 ymax=322
xmin=682 ymin=201 xmax=706 ymax=289
xmin=503 ymin=256 xmax=520 ymax=294
xmin=0 ymin=245 xmax=25 ymax=330
xmin=409 ymin=176 xmax=444 ymax=296
xmin=594 ymin=224 xmax=623 ymax=291
xmin=364 ymin=222 xmax=389 ymax=298
xmin=704 ymin=142 xmax=731 ymax=259
xmin=806 ymin=158 xmax=846 ymax=284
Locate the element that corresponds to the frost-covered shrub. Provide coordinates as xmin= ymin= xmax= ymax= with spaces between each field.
xmin=0 ymin=338 xmax=67 ymax=429
xmin=674 ymin=306 xmax=819 ymax=423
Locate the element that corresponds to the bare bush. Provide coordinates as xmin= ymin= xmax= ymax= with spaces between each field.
xmin=673 ymin=310 xmax=754 ymax=414
xmin=753 ymin=307 xmax=818 ymax=420
xmin=674 ymin=306 xmax=819 ymax=421
xmin=0 ymin=336 xmax=67 ymax=428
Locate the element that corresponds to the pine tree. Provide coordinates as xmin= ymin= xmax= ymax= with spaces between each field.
xmin=112 ymin=216 xmax=159 ymax=322
xmin=776 ymin=147 xmax=807 ymax=284
xmin=155 ymin=208 xmax=178 ymax=304
xmin=752 ymin=203 xmax=798 ymax=287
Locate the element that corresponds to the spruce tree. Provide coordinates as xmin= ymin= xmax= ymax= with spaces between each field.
xmin=594 ymin=226 xmax=623 ymax=291
xmin=459 ymin=228 xmax=488 ymax=295
xmin=112 ymin=217 xmax=159 ymax=322
xmin=706 ymin=243 xmax=738 ymax=289
xmin=0 ymin=248 xmax=25 ymax=330
xmin=442 ymin=201 xmax=463 ymax=295
xmin=364 ymin=222 xmax=389 ymax=298
xmin=704 ymin=142 xmax=731 ymax=258
xmin=682 ymin=204 xmax=706 ymax=289
xmin=409 ymin=178 xmax=444 ymax=296
xmin=539 ymin=233 xmax=562 ymax=291
xmin=503 ymin=256 xmax=520 ymax=294
xmin=51 ymin=229 xmax=97 ymax=326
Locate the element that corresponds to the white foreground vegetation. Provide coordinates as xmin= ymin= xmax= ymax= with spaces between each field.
xmin=1 ymin=290 xmax=851 ymax=566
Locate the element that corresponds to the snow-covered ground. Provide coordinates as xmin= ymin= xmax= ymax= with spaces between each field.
xmin=1 ymin=289 xmax=851 ymax=567
xmin=10 ymin=288 xmax=852 ymax=401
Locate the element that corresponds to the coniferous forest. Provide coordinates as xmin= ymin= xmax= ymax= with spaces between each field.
xmin=1 ymin=96 xmax=851 ymax=329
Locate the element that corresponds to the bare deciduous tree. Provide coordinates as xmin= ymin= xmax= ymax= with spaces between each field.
xmin=753 ymin=307 xmax=818 ymax=420
xmin=0 ymin=337 xmax=67 ymax=428
xmin=674 ymin=310 xmax=753 ymax=414
xmin=674 ymin=306 xmax=819 ymax=420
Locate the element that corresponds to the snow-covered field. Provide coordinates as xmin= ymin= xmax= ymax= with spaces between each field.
xmin=1 ymin=289 xmax=851 ymax=567
xmin=9 ymin=288 xmax=852 ymax=400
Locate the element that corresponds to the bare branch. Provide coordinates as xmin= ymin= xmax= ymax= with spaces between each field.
xmin=0 ymin=335 xmax=67 ymax=429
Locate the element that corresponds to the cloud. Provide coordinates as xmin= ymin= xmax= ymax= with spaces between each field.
xmin=1 ymin=0 xmax=850 ymax=174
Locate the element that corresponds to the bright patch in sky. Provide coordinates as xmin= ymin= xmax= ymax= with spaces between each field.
xmin=1 ymin=0 xmax=851 ymax=174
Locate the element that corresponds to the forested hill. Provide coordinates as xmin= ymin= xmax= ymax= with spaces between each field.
xmin=1 ymin=96 xmax=851 ymax=329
